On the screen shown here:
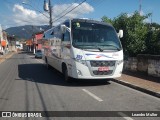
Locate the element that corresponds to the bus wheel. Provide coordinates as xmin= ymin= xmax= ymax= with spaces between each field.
xmin=45 ymin=58 xmax=50 ymax=70
xmin=63 ymin=67 xmax=70 ymax=82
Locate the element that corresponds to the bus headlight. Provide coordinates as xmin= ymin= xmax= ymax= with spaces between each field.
xmin=117 ymin=60 xmax=123 ymax=65
xmin=75 ymin=59 xmax=87 ymax=66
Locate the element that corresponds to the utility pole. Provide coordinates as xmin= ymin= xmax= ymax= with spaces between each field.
xmin=49 ymin=0 xmax=53 ymax=27
xmin=44 ymin=0 xmax=53 ymax=28
xmin=32 ymin=26 xmax=36 ymax=54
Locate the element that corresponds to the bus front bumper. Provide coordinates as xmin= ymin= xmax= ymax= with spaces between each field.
xmin=71 ymin=61 xmax=123 ymax=79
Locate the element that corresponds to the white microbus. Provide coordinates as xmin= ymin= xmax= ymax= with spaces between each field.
xmin=42 ymin=18 xmax=123 ymax=81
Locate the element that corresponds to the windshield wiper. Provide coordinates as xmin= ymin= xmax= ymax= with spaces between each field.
xmin=83 ymin=45 xmax=104 ymax=52
xmin=101 ymin=44 xmax=121 ymax=51
xmin=89 ymin=45 xmax=104 ymax=52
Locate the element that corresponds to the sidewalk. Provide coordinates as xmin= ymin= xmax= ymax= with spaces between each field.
xmin=113 ymin=71 xmax=160 ymax=98
xmin=0 ymin=52 xmax=15 ymax=64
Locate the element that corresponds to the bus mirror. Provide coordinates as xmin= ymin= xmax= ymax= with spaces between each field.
xmin=118 ymin=30 xmax=123 ymax=38
xmin=61 ymin=25 xmax=67 ymax=33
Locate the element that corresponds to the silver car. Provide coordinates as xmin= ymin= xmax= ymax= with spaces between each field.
xmin=35 ymin=50 xmax=42 ymax=58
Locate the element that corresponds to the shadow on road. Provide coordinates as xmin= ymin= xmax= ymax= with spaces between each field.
xmin=17 ymin=63 xmax=110 ymax=87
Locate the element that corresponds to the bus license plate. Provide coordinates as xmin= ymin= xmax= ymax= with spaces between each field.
xmin=98 ymin=67 xmax=109 ymax=71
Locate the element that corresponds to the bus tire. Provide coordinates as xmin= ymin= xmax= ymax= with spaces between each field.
xmin=45 ymin=58 xmax=50 ymax=70
xmin=63 ymin=65 xmax=70 ymax=82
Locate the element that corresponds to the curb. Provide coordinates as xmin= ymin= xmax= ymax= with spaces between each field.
xmin=111 ymin=79 xmax=160 ymax=98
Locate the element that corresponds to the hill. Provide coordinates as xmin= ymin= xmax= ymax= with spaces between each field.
xmin=5 ymin=25 xmax=50 ymax=39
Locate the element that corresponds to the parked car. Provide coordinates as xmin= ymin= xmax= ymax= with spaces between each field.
xmin=35 ymin=50 xmax=42 ymax=58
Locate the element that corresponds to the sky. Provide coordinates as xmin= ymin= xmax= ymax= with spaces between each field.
xmin=0 ymin=0 xmax=159 ymax=29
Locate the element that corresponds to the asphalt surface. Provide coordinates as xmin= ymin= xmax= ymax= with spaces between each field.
xmin=0 ymin=52 xmax=160 ymax=120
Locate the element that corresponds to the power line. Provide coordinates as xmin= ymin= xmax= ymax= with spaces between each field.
xmin=52 ymin=2 xmax=75 ymax=20
xmin=74 ymin=0 xmax=104 ymax=17
xmin=53 ymin=0 xmax=86 ymax=23
xmin=2 ymin=0 xmax=50 ymax=25
xmin=22 ymin=2 xmax=50 ymax=19
xmin=0 ymin=13 xmax=48 ymax=26
xmin=51 ymin=0 xmax=80 ymax=21
xmin=52 ymin=0 xmax=104 ymax=23
xmin=3 ymin=0 xmax=104 ymax=29
xmin=64 ymin=0 xmax=91 ymax=18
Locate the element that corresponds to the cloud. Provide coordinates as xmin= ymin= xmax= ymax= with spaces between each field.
xmin=12 ymin=2 xmax=94 ymax=27
xmin=13 ymin=4 xmax=48 ymax=26
xmin=127 ymin=10 xmax=145 ymax=18
xmin=53 ymin=3 xmax=94 ymax=17
xmin=127 ymin=13 xmax=133 ymax=17
xmin=143 ymin=18 xmax=151 ymax=23
xmin=139 ymin=10 xmax=144 ymax=16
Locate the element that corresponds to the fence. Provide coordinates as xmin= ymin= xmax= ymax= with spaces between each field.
xmin=124 ymin=54 xmax=160 ymax=77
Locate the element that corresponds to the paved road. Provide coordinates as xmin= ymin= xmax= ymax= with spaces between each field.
xmin=0 ymin=52 xmax=159 ymax=120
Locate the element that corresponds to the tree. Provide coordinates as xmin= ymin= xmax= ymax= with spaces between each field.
xmin=102 ymin=11 xmax=151 ymax=56
xmin=101 ymin=16 xmax=113 ymax=25
xmin=146 ymin=29 xmax=160 ymax=54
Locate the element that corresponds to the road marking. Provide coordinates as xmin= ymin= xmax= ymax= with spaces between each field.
xmin=82 ymin=89 xmax=103 ymax=102
xmin=118 ymin=112 xmax=134 ymax=120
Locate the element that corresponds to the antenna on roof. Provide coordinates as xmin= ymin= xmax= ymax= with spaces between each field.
xmin=139 ymin=0 xmax=142 ymax=15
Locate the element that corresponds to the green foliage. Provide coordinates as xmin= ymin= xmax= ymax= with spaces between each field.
xmin=146 ymin=29 xmax=160 ymax=54
xmin=102 ymin=11 xmax=160 ymax=56
xmin=101 ymin=16 xmax=113 ymax=25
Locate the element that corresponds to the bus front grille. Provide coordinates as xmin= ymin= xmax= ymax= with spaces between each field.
xmin=93 ymin=70 xmax=113 ymax=75
xmin=90 ymin=61 xmax=115 ymax=67
xmin=89 ymin=61 xmax=116 ymax=76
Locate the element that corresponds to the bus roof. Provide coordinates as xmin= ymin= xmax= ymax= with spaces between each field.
xmin=44 ymin=18 xmax=113 ymax=34
xmin=69 ymin=18 xmax=113 ymax=27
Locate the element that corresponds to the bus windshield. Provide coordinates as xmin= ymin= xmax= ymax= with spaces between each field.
xmin=71 ymin=21 xmax=122 ymax=51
